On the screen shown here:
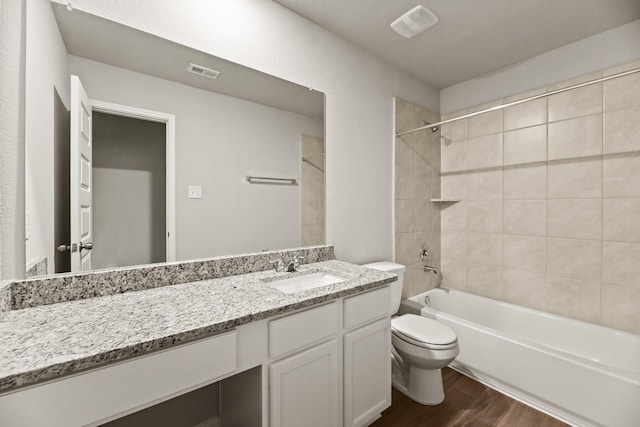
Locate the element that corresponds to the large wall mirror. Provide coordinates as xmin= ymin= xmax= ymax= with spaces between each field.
xmin=25 ymin=0 xmax=325 ymax=277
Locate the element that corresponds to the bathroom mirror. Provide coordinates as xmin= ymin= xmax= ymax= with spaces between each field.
xmin=24 ymin=1 xmax=325 ymax=277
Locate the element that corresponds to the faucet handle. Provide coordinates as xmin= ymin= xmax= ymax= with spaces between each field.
xmin=270 ymin=259 xmax=284 ymax=272
xmin=419 ymin=244 xmax=430 ymax=261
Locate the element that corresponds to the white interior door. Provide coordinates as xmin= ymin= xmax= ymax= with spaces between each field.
xmin=70 ymin=75 xmax=93 ymax=272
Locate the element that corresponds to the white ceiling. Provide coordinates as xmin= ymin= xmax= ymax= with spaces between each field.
xmin=52 ymin=3 xmax=324 ymax=119
xmin=274 ymin=0 xmax=640 ymax=89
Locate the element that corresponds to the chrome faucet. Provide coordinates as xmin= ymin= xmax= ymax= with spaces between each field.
xmin=423 ymin=265 xmax=438 ymax=274
xmin=419 ymin=244 xmax=438 ymax=274
xmin=270 ymin=255 xmax=305 ymax=272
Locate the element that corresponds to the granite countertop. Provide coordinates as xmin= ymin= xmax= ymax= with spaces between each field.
xmin=0 ymin=260 xmax=395 ymax=393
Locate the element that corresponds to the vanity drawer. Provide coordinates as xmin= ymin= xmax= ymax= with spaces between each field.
xmin=344 ymin=286 xmax=390 ymax=330
xmin=269 ymin=302 xmax=338 ymax=358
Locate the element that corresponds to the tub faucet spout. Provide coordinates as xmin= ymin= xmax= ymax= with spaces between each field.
xmin=424 ymin=265 xmax=438 ymax=274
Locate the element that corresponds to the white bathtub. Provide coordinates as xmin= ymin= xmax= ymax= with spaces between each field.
xmin=407 ymin=288 xmax=640 ymax=427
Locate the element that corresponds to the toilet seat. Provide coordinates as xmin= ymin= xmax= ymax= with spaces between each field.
xmin=392 ymin=314 xmax=458 ymax=350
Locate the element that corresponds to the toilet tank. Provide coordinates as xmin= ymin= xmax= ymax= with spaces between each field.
xmin=363 ymin=262 xmax=406 ymax=314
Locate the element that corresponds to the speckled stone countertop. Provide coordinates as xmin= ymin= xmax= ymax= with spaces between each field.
xmin=0 ymin=260 xmax=395 ymax=393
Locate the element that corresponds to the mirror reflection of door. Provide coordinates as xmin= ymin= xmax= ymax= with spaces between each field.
xmin=57 ymin=76 xmax=170 ymax=273
xmin=69 ymin=75 xmax=94 ymax=272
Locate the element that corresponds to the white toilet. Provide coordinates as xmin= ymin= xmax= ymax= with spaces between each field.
xmin=365 ymin=262 xmax=459 ymax=405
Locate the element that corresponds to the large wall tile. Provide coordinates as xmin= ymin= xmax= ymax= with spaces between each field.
xmin=396 ymin=98 xmax=441 ymax=298
xmin=467 ymin=133 xmax=503 ymax=170
xmin=603 ymin=241 xmax=640 ymax=288
xmin=439 ymin=63 xmax=640 ymax=334
xmin=603 ymin=70 xmax=640 ymax=112
xmin=603 ymin=107 xmax=640 ymax=154
xmin=546 ymin=275 xmax=601 ymax=323
xmin=441 ymin=139 xmax=467 ymax=172
xmin=467 ymin=200 xmax=502 ymax=233
xmin=602 ymin=285 xmax=640 ymax=335
xmin=467 ymin=170 xmax=502 ymax=200
xmin=502 ymin=269 xmax=546 ymax=310
xmin=504 ymin=98 xmax=547 ymax=131
xmin=503 ymin=164 xmax=547 ymax=200
xmin=503 ymin=235 xmax=546 ymax=273
xmin=395 ymin=199 xmax=414 ymax=233
xmin=415 ymin=160 xmax=433 ymax=201
xmin=548 ymin=114 xmax=602 ymax=160
xmin=441 ymin=173 xmax=467 ymax=200
xmin=396 ymin=136 xmax=416 ymax=168
xmin=468 ymin=109 xmax=503 ymax=138
xmin=603 ymin=153 xmax=640 ymax=197
xmin=547 ymin=238 xmax=601 ymax=282
xmin=441 ymin=119 xmax=467 ymax=142
xmin=395 ymin=165 xmax=415 ymax=199
xmin=441 ymin=200 xmax=466 ymax=231
xmin=466 ymin=263 xmax=503 ymax=299
xmin=548 ymin=158 xmax=602 ymax=199
xmin=503 ymin=200 xmax=546 ymax=236
xmin=548 ymin=83 xmax=602 ymax=122
xmin=547 ymin=199 xmax=601 ymax=240
xmin=441 ymin=257 xmax=467 ymax=290
xmin=414 ymin=199 xmax=431 ymax=232
xmin=467 ymin=232 xmax=502 ymax=266
xmin=503 ymin=125 xmax=547 ymax=165
xmin=603 ymin=198 xmax=640 ymax=243
xmin=441 ymin=229 xmax=467 ymax=261
xmin=395 ymin=233 xmax=415 ymax=266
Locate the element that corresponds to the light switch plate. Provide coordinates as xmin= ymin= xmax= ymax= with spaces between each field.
xmin=188 ymin=185 xmax=202 ymax=199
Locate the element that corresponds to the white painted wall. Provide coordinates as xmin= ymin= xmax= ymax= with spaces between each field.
xmin=56 ymin=0 xmax=440 ymax=264
xmin=0 ymin=0 xmax=26 ymax=280
xmin=92 ymin=113 xmax=166 ymax=269
xmin=69 ymin=56 xmax=323 ymax=260
xmin=441 ymin=20 xmax=640 ymax=114
xmin=24 ymin=0 xmax=70 ymax=274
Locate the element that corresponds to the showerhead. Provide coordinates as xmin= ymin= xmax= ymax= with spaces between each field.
xmin=423 ymin=121 xmax=439 ymax=132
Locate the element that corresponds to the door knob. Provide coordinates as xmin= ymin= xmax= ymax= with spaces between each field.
xmin=57 ymin=244 xmax=71 ymax=252
xmin=80 ymin=242 xmax=93 ymax=250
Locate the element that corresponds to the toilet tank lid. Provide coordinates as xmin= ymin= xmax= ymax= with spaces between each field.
xmin=363 ymin=262 xmax=406 ymax=274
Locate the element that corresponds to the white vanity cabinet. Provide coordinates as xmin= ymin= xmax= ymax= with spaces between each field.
xmin=268 ymin=302 xmax=340 ymax=427
xmin=269 ymin=339 xmax=340 ymax=427
xmin=343 ymin=287 xmax=392 ymax=427
xmin=0 ymin=285 xmax=392 ymax=427
xmin=268 ymin=287 xmax=391 ymax=427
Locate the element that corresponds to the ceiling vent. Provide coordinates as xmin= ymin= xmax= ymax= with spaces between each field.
xmin=187 ymin=63 xmax=220 ymax=80
xmin=391 ymin=5 xmax=438 ymax=39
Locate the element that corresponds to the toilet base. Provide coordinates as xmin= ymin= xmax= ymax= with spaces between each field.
xmin=392 ymin=362 xmax=445 ymax=405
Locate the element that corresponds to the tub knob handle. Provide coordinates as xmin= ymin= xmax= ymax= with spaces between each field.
xmin=420 ymin=244 xmax=430 ymax=261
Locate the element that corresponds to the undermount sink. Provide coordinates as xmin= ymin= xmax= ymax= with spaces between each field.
xmin=265 ymin=272 xmax=345 ymax=294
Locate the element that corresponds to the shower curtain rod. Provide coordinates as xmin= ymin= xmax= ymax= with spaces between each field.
xmin=396 ymin=67 xmax=640 ymax=137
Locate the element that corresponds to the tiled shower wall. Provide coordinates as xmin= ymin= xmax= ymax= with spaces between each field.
xmin=440 ymin=60 xmax=640 ymax=335
xmin=395 ymin=99 xmax=442 ymax=298
xmin=301 ymin=135 xmax=325 ymax=246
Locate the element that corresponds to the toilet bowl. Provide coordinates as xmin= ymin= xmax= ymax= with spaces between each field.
xmin=364 ymin=262 xmax=460 ymax=405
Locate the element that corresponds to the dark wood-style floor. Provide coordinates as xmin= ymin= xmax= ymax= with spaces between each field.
xmin=371 ymin=368 xmax=569 ymax=427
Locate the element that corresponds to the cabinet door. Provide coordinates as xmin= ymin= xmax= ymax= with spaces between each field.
xmin=270 ymin=340 xmax=339 ymax=427
xmin=344 ymin=318 xmax=391 ymax=427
